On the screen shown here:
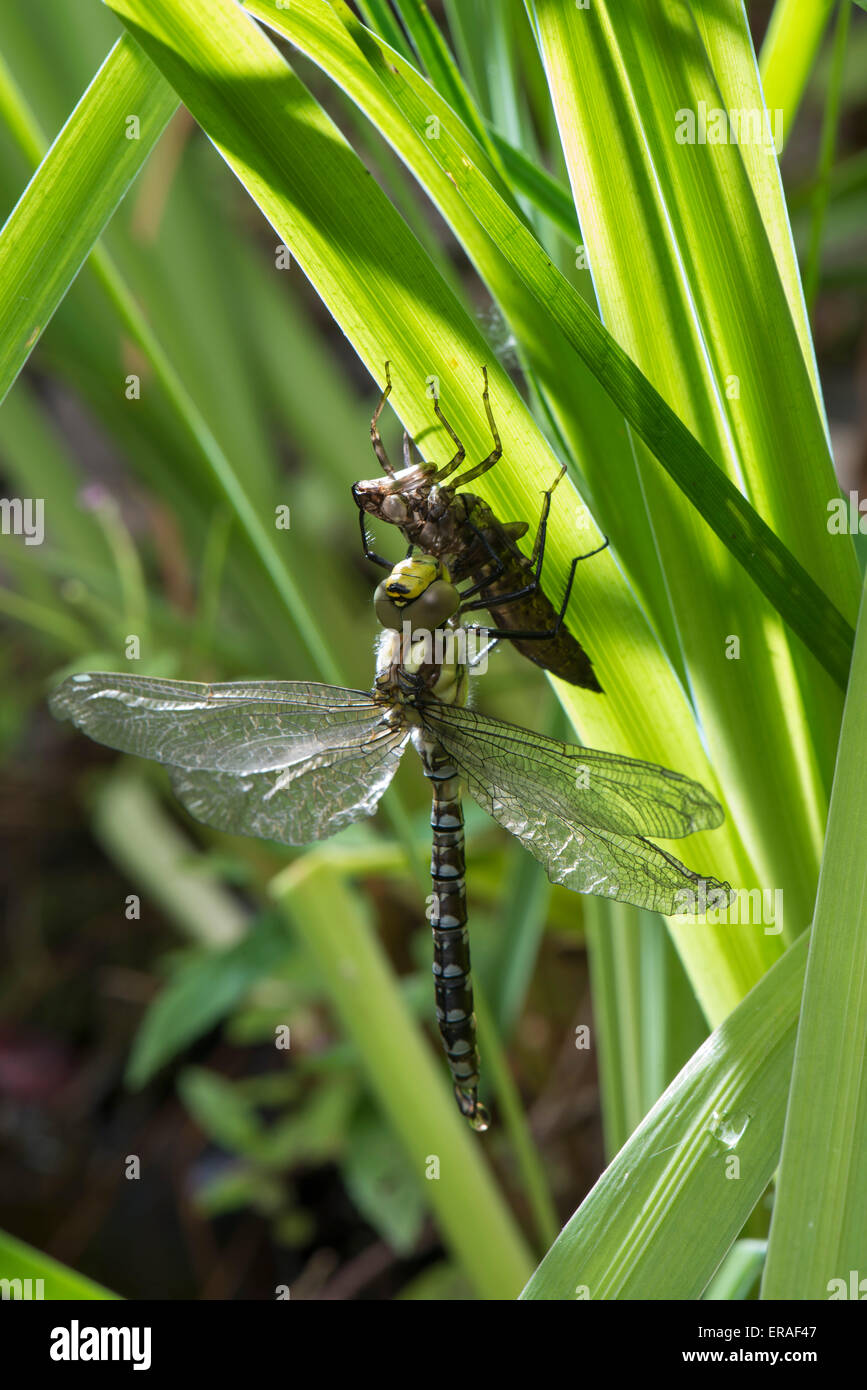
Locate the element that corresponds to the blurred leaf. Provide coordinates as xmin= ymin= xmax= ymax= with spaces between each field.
xmin=182 ymin=1064 xmax=355 ymax=1170
xmin=704 ymin=1239 xmax=767 ymax=1301
xmin=90 ymin=771 xmax=249 ymax=947
xmin=254 ymin=1079 xmax=355 ymax=1168
xmin=341 ymin=1108 xmax=426 ymax=1254
xmin=194 ymin=1161 xmax=285 ymax=1218
xmin=273 ymin=1208 xmax=316 ymax=1247
xmin=126 ymin=910 xmax=294 ymax=1086
xmin=399 ymin=1261 xmax=475 ymax=1301
xmin=760 ymin=0 xmax=836 ymax=142
xmin=179 ymin=1067 xmax=266 ymax=1155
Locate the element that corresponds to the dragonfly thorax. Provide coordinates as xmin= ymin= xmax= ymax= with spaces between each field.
xmin=374 ymin=626 xmax=468 ymax=710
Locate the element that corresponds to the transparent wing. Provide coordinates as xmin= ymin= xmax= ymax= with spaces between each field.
xmin=50 ymin=673 xmax=382 ymax=771
xmin=165 ymin=729 xmax=408 ymax=844
xmin=50 ymin=672 xmax=408 ymax=844
xmin=423 ymin=703 xmax=730 ymax=916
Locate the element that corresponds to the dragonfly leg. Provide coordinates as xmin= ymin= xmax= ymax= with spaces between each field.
xmin=370 ymin=360 xmax=396 ymax=477
xmin=461 ymin=528 xmax=610 ymax=619
xmin=458 ymin=465 xmax=570 ymax=611
xmin=450 ymin=365 xmax=503 ymax=488
xmin=461 ymin=582 xmax=537 ymax=614
xmin=466 ymin=634 xmax=501 ymax=668
xmin=527 ymin=464 xmax=565 ymax=571
xmin=459 ymin=548 xmax=549 ymax=612
xmin=402 ymin=429 xmax=424 ymax=469
xmin=461 ymin=464 xmax=567 ymax=610
xmin=464 ymin=633 xmax=505 ymax=669
xmin=352 ymin=486 xmax=394 ymax=570
xmin=455 ymin=517 xmax=508 ymax=602
xmin=462 ymin=552 xmax=583 ymax=643
xmin=432 ymin=386 xmax=466 ymax=482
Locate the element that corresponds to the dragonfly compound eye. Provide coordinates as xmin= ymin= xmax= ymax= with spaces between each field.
xmin=406 ymin=579 xmax=460 ymax=630
xmin=373 ymin=584 xmax=405 ymax=630
xmin=374 ymin=577 xmax=459 ymax=632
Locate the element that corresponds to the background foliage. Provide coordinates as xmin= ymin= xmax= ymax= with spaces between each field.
xmin=0 ymin=0 xmax=865 ymax=1301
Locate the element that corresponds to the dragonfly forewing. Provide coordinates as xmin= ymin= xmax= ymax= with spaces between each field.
xmin=50 ymin=673 xmax=409 ymax=843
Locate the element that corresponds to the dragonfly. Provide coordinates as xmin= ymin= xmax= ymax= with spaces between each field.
xmin=352 ymin=363 xmax=606 ymax=691
xmin=50 ymin=554 xmax=731 ymax=1131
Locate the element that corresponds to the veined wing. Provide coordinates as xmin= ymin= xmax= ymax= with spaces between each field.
xmin=423 ymin=703 xmax=730 ymax=916
xmin=49 ymin=673 xmax=382 ymax=771
xmin=50 ymin=672 xmax=408 ymax=844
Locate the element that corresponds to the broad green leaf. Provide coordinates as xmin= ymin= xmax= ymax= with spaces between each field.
xmin=356 ymin=0 xmax=411 ymax=58
xmin=763 ymin=568 xmax=867 ymax=1298
xmin=802 ymin=0 xmax=852 ymax=312
xmin=585 ymin=899 xmax=707 ymax=1159
xmin=693 ymin=0 xmax=824 ymax=408
xmin=485 ymin=122 xmax=579 ymax=239
xmin=393 ymin=0 xmax=502 ymax=166
xmin=0 ymin=34 xmax=176 ymax=404
xmin=520 ymin=934 xmax=808 ymax=1300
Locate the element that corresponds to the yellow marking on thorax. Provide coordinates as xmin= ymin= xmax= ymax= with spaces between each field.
xmin=383 ymin=554 xmax=451 ymax=604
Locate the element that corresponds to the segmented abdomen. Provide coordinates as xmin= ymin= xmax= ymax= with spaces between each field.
xmin=419 ymin=737 xmax=486 ymax=1128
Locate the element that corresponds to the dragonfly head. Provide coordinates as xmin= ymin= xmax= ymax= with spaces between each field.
xmin=374 ymin=554 xmax=460 ymax=631
xmin=352 ymin=462 xmax=435 ymax=526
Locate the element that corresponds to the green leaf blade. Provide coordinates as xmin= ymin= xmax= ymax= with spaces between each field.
xmin=0 ymin=34 xmax=177 ymax=404
xmin=521 ymin=935 xmax=808 ymax=1300
xmin=763 ymin=568 xmax=867 ymax=1297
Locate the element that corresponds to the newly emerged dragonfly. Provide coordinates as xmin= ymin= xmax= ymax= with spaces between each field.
xmin=353 ymin=363 xmax=606 ymax=690
xmin=50 ymin=555 xmax=730 ymax=1130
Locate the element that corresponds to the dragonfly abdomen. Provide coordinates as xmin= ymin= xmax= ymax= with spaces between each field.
xmin=421 ymin=737 xmax=489 ymax=1132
